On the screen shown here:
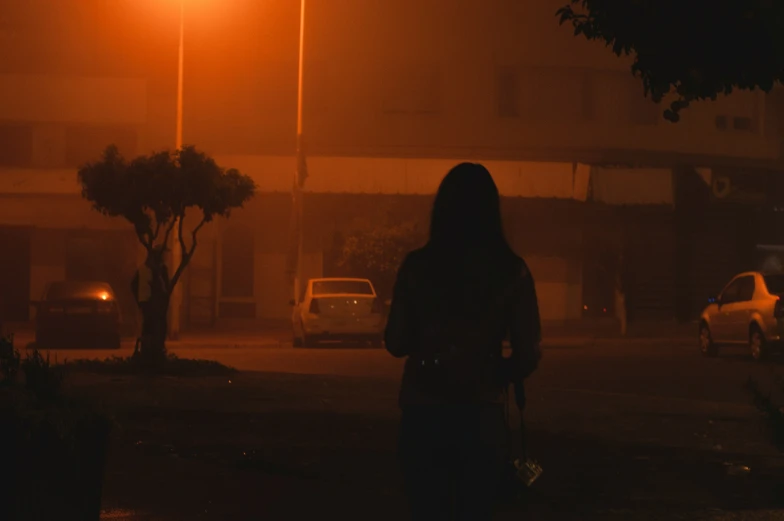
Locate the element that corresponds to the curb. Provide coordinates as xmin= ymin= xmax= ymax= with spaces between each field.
xmin=101 ymin=510 xmax=152 ymax=520
xmin=167 ymin=340 xmax=288 ymax=349
xmin=542 ymin=336 xmax=694 ymax=347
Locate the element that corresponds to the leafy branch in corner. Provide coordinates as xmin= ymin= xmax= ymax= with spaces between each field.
xmin=556 ymin=0 xmax=784 ymax=122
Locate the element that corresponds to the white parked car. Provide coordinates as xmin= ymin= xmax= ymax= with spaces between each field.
xmin=700 ymin=271 xmax=784 ymax=361
xmin=290 ymin=277 xmax=385 ymax=347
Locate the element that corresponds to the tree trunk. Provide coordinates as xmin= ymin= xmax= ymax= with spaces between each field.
xmin=135 ymin=289 xmax=169 ymax=367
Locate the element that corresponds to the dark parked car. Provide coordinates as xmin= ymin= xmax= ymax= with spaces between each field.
xmin=33 ymin=281 xmax=122 ymax=349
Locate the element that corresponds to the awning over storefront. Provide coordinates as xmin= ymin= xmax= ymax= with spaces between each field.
xmin=215 ymin=155 xmax=581 ymax=198
xmin=0 ymin=168 xmax=80 ymax=195
xmin=0 ymin=157 xmax=673 ymax=204
xmin=590 ymin=167 xmax=674 ymax=205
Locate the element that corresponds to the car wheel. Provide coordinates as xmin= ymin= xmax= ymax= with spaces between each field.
xmin=750 ymin=325 xmax=767 ymax=362
xmin=699 ymin=323 xmax=717 ymax=357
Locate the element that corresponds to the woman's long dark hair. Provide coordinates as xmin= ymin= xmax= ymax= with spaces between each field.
xmin=428 ymin=162 xmax=513 ymax=257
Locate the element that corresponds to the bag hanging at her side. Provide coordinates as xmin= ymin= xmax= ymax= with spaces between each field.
xmin=501 ymin=381 xmax=542 ymax=502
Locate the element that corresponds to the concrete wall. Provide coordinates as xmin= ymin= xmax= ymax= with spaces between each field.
xmin=0 ymin=74 xmax=147 ymax=125
xmin=223 ymin=191 xmax=584 ymax=322
xmin=525 ymin=255 xmax=582 ymax=322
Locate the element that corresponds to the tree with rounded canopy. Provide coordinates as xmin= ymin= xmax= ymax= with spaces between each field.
xmin=337 ymin=219 xmax=426 ymax=301
xmin=557 ymin=0 xmax=784 ymax=122
xmin=78 ymin=145 xmax=256 ymax=365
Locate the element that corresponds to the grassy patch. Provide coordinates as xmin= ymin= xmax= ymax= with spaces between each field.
xmin=65 ymin=354 xmax=237 ymax=378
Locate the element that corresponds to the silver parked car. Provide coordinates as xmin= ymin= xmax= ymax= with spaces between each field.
xmin=700 ymin=271 xmax=784 ymax=361
xmin=290 ymin=277 xmax=385 ymax=347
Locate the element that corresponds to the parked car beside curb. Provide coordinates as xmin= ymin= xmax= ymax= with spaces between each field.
xmin=32 ymin=281 xmax=122 ymax=349
xmin=700 ymin=271 xmax=784 ymax=361
xmin=290 ymin=277 xmax=385 ymax=347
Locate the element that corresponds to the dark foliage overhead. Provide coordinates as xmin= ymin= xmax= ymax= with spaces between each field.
xmin=557 ymin=0 xmax=784 ymax=122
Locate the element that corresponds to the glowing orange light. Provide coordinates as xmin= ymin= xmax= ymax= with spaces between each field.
xmin=100 ymin=293 xmax=109 ymax=301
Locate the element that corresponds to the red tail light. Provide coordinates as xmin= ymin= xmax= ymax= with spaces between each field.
xmin=371 ymin=298 xmax=383 ymax=314
xmin=775 ymin=299 xmax=784 ymax=318
xmin=309 ymin=298 xmax=320 ymax=314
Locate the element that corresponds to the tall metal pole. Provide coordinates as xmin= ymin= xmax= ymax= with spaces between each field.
xmin=175 ymin=0 xmax=184 ymax=150
xmin=293 ymin=0 xmax=307 ymax=303
xmin=169 ymin=0 xmax=185 ymax=340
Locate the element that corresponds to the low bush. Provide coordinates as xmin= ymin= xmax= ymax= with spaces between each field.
xmin=0 ymin=333 xmax=19 ymax=384
xmin=0 ymin=340 xmax=111 ymax=521
xmin=21 ymin=349 xmax=64 ymax=403
xmin=66 ymin=353 xmax=237 ymax=377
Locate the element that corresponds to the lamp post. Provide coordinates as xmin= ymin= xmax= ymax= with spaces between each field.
xmin=175 ymin=0 xmax=184 ymax=151
xmin=292 ymin=0 xmax=308 ymax=304
xmin=168 ymin=0 xmax=185 ymax=339
xmin=165 ymin=0 xmax=307 ymax=329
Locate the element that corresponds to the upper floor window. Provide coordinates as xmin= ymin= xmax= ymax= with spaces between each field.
xmin=590 ymin=71 xmax=659 ymax=126
xmin=497 ymin=67 xmax=519 ymax=118
xmin=65 ymin=124 xmax=138 ymax=167
xmin=0 ymin=122 xmax=33 ymax=167
xmin=715 ymin=114 xmax=756 ymax=133
xmin=0 ymin=122 xmax=138 ymax=169
xmin=381 ymin=63 xmax=441 ymax=115
xmin=496 ymin=66 xmax=590 ymax=122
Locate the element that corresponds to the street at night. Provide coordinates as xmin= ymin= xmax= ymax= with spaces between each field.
xmin=3 ymin=1 xmax=784 ymax=520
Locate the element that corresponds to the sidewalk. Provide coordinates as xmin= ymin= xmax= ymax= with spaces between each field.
xmin=543 ymin=319 xmax=697 ymax=344
xmin=101 ymin=510 xmax=153 ymax=520
xmin=169 ymin=331 xmax=289 ymax=348
xmin=172 ymin=319 xmax=697 ymax=347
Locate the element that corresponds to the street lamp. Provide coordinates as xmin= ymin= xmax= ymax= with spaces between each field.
xmin=175 ymin=0 xmax=185 ymax=150
xmin=166 ymin=0 xmax=307 ymax=331
xmin=292 ymin=0 xmax=308 ymax=304
xmin=168 ymin=0 xmax=185 ymax=339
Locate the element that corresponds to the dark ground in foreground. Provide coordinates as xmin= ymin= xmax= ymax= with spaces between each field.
xmin=60 ymin=340 xmax=784 ymax=520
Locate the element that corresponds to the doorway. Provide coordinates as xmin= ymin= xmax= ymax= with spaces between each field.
xmin=0 ymin=226 xmax=32 ymax=322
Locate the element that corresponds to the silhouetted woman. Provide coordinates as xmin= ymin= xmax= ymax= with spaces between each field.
xmin=385 ymin=162 xmax=542 ymax=520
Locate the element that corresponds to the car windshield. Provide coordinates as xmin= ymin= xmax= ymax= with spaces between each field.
xmin=312 ymin=280 xmax=373 ymax=296
xmin=46 ymin=282 xmax=114 ymax=301
xmin=764 ymin=274 xmax=784 ymax=295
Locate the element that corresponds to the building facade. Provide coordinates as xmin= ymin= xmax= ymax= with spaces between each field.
xmin=0 ymin=0 xmax=781 ymax=331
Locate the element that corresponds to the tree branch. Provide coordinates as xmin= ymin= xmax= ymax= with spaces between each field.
xmin=169 ymin=217 xmax=208 ymax=293
xmin=160 ymin=218 xmax=177 ymax=251
xmin=151 ymin=219 xmax=163 ymax=244
xmin=137 ymin=229 xmax=154 ymax=252
xmin=177 ymin=217 xmax=187 ymax=261
xmin=188 ymin=218 xmax=207 ymax=257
